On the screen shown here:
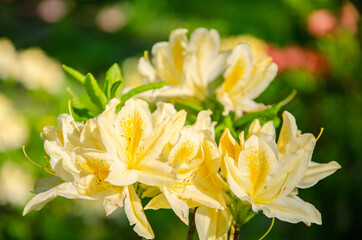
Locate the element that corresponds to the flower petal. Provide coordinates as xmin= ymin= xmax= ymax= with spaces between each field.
xmin=298 ymin=161 xmax=341 ymax=188
xmin=195 ymin=206 xmax=232 ymax=240
xmin=257 ymin=194 xmax=322 ymax=225
xmin=124 ymin=185 xmax=154 ymax=239
xmin=23 ymin=182 xmax=75 ymax=215
xmin=144 ymin=192 xmax=171 ymax=210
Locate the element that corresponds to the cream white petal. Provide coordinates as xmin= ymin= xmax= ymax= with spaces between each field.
xmin=97 ymin=116 xmax=127 ymax=165
xmin=56 ymin=114 xmax=82 ymax=151
xmin=195 ymin=206 xmax=231 ymax=240
xmin=80 ymin=118 xmax=106 ymax=151
xmin=103 ymin=191 xmax=125 ymax=216
xmin=179 ymin=184 xmax=225 ymax=210
xmin=257 ymin=194 xmax=322 ymax=225
xmin=152 ymin=41 xmax=182 ymax=85
xmin=243 ymin=60 xmax=277 ymax=99
xmin=298 ymin=161 xmax=341 ymax=189
xmin=277 ymin=111 xmax=300 ymax=153
xmin=44 ymin=140 xmax=80 ymax=181
xmin=124 ymin=185 xmax=154 ymax=239
xmin=224 ymin=155 xmax=249 ymax=201
xmin=138 ymin=55 xmax=157 ymax=83
xmin=188 ymin=28 xmax=224 ymax=84
xmin=32 ymin=176 xmax=64 ymax=194
xmin=152 ymin=102 xmax=177 ymax=127
xmin=237 ymin=136 xmax=278 ymax=197
xmin=41 ymin=126 xmax=57 ymax=141
xmin=23 ymin=182 xmax=76 ymax=215
xmin=106 ymin=163 xmax=138 ymax=186
xmin=138 ymin=110 xmax=186 ymax=166
xmin=163 ymin=188 xmax=190 ymax=225
xmin=134 ymin=161 xmax=178 ymax=186
xmin=263 ymin=149 xmax=308 ymax=199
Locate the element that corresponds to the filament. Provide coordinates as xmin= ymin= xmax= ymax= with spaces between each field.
xmin=259 ymin=217 xmax=275 ymax=240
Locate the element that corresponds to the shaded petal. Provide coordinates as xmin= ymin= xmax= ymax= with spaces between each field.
xmin=144 ymin=192 xmax=171 ymax=210
xmin=103 ymin=191 xmax=125 ymax=216
xmin=23 ymin=182 xmax=76 ymax=215
xmin=298 ymin=161 xmax=341 ymax=188
xmin=195 ymin=206 xmax=232 ymax=240
xmin=124 ymin=185 xmax=154 ymax=239
xmin=164 ymin=188 xmax=190 ymax=224
xmin=224 ymin=155 xmax=249 ymax=201
xmin=257 ymin=194 xmax=321 ymax=225
xmin=45 ymin=140 xmax=79 ymax=181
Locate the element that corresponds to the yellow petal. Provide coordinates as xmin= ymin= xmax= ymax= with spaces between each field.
xmin=23 ymin=182 xmax=77 ymax=215
xmin=103 ymin=191 xmax=125 ymax=216
xmin=116 ymin=98 xmax=153 ymax=168
xmin=163 ymin=188 xmax=190 ymax=224
xmin=195 ymin=206 xmax=232 ymax=240
xmin=258 ymin=194 xmax=322 ymax=225
xmin=298 ymin=161 xmax=341 ymax=188
xmin=45 ymin=140 xmax=80 ymax=181
xmin=124 ymin=185 xmax=154 ymax=239
xmin=144 ymin=192 xmax=171 ymax=210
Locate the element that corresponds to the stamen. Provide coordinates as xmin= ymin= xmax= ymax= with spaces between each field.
xmin=316 ymin=128 xmax=324 ymax=141
xmin=259 ymin=217 xmax=275 ymax=240
xmin=23 ymin=146 xmax=57 ymax=176
xmin=280 ymin=89 xmax=297 ymax=106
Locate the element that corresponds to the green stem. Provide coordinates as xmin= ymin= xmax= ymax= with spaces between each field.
xmin=186 ymin=208 xmax=197 ymax=240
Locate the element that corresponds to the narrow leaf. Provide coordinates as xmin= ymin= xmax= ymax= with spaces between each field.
xmin=121 ymin=81 xmax=166 ymax=104
xmin=233 ymin=103 xmax=282 ymax=128
xmin=71 ymin=98 xmax=94 ymax=119
xmin=110 ymin=81 xmax=123 ymax=99
xmin=84 ymin=73 xmax=107 ymax=110
xmin=104 ymin=63 xmax=123 ymax=99
xmin=62 ymin=65 xmax=85 ymax=84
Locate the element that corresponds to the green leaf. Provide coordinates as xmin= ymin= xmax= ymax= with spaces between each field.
xmin=84 ymin=73 xmax=107 ymax=110
xmin=121 ymin=81 xmax=166 ymax=104
xmin=104 ymin=63 xmax=123 ymax=99
xmin=233 ymin=103 xmax=282 ymax=128
xmin=62 ymin=65 xmax=85 ymax=84
xmin=110 ymin=81 xmax=123 ymax=99
xmin=71 ymin=98 xmax=94 ymax=119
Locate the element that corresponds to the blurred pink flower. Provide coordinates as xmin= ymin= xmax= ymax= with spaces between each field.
xmin=340 ymin=2 xmax=360 ymax=34
xmin=307 ymin=9 xmax=337 ymax=37
xmin=267 ymin=45 xmax=327 ymax=75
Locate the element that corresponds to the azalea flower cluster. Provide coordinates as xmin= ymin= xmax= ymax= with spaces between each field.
xmin=0 ymin=38 xmax=64 ymax=94
xmin=24 ymin=28 xmax=340 ymax=240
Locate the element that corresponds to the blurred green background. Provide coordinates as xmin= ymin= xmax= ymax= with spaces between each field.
xmin=0 ymin=0 xmax=361 ymax=239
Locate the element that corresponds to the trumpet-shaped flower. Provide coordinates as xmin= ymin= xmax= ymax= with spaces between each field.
xmin=216 ymin=43 xmax=278 ymax=117
xmin=219 ymin=111 xmax=340 ymax=225
xmin=138 ymin=28 xmax=228 ymax=102
xmin=100 ymin=98 xmax=186 ymax=187
xmin=24 ymin=98 xmax=186 ymax=239
xmin=145 ymin=111 xmax=227 ymax=229
xmin=24 ymin=99 xmax=125 ymax=217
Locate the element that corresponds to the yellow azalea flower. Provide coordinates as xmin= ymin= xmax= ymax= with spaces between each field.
xmin=219 ymin=111 xmax=340 ymax=225
xmin=100 ymin=98 xmax=186 ymax=187
xmin=0 ymin=38 xmax=19 ymax=80
xmin=0 ymin=94 xmax=29 ymax=152
xmin=25 ymin=98 xmax=184 ymax=239
xmin=145 ymin=111 xmax=226 ymax=225
xmin=138 ymin=28 xmax=228 ymax=102
xmin=24 ymin=99 xmax=125 ymax=216
xmin=216 ymin=43 xmax=278 ymax=117
xmin=246 ymin=112 xmax=341 ymax=189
